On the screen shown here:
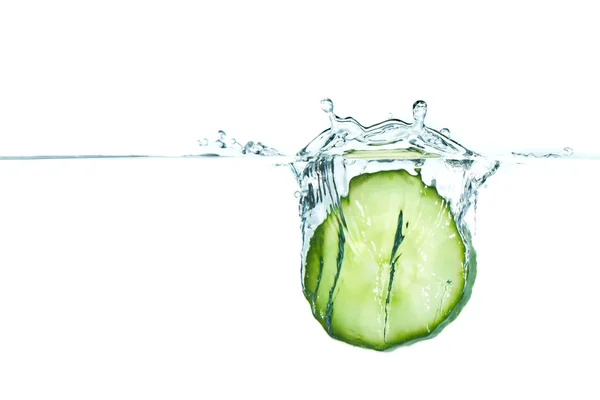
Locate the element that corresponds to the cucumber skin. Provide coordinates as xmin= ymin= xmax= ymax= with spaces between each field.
xmin=302 ymin=170 xmax=477 ymax=351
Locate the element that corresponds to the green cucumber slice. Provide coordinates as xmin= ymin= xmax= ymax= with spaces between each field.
xmin=303 ymin=169 xmax=472 ymax=350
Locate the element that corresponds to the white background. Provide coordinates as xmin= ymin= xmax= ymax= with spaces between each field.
xmin=1 ymin=1 xmax=600 ymax=399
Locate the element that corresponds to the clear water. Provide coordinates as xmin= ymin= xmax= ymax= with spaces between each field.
xmin=76 ymin=98 xmax=587 ymax=349
xmin=194 ymin=99 xmax=508 ymax=348
xmin=196 ymin=99 xmax=522 ymax=279
xmin=190 ymin=98 xmax=597 ymax=349
xmin=0 ymin=98 xmax=591 ymax=351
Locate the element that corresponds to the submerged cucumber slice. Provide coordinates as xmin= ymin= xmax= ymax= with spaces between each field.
xmin=303 ymin=169 xmax=472 ymax=350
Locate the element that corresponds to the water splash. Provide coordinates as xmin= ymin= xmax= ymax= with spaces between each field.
xmin=512 ymin=151 xmax=567 ymax=159
xmin=292 ymin=99 xmax=501 ymax=350
xmin=511 ymin=146 xmax=575 ymax=160
xmin=197 ymin=130 xmax=282 ymax=157
xmin=298 ymin=99 xmax=474 ymax=161
xmin=293 ymin=99 xmax=500 ymax=243
xmin=191 ymin=99 xmax=575 ymax=165
xmin=0 ymin=100 xmax=578 ymax=162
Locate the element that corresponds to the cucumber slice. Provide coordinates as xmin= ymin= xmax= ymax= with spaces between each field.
xmin=303 ymin=169 xmax=472 ymax=350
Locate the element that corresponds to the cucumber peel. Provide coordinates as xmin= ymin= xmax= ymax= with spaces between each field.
xmin=303 ymin=169 xmax=474 ymax=351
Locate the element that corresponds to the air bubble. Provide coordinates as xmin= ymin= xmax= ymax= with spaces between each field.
xmin=198 ymin=138 xmax=209 ymax=146
xmin=563 ymin=147 xmax=574 ymax=156
xmin=440 ymin=128 xmax=450 ymax=136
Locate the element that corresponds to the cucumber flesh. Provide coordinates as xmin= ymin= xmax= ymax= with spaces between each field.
xmin=303 ymin=169 xmax=470 ymax=350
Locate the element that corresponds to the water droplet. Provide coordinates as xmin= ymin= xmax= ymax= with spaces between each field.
xmin=563 ymin=147 xmax=574 ymax=156
xmin=320 ymin=98 xmax=334 ymax=113
xmin=243 ymin=141 xmax=256 ymax=154
xmin=194 ymin=129 xmax=280 ymax=158
xmin=412 ymin=100 xmax=427 ymax=121
xmin=440 ymin=128 xmax=450 ymax=136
